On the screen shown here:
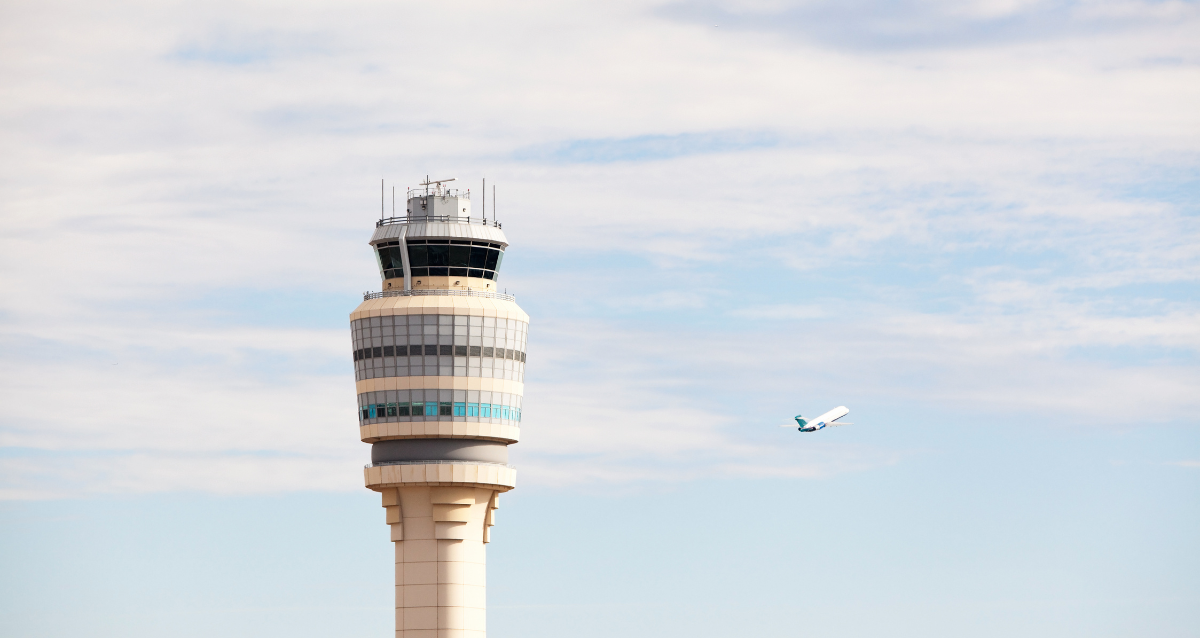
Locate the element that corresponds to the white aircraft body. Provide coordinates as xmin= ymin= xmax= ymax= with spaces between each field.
xmin=781 ymin=406 xmax=852 ymax=432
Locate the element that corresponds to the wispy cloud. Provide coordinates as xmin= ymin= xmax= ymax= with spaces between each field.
xmin=657 ymin=0 xmax=1200 ymax=51
xmin=169 ymin=29 xmax=330 ymax=66
xmin=514 ymin=130 xmax=782 ymax=163
xmin=1 ymin=0 xmax=1197 ymax=500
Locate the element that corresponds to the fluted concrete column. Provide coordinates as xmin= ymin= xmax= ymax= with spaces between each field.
xmin=370 ymin=464 xmax=514 ymax=638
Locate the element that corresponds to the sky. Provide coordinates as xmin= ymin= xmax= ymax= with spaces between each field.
xmin=1 ymin=0 xmax=1198 ymax=636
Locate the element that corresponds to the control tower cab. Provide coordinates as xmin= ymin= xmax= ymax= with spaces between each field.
xmin=373 ymin=180 xmax=506 ymax=294
xmin=349 ymin=177 xmax=528 ymax=638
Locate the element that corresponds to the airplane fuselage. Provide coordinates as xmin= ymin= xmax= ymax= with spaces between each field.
xmin=794 ymin=405 xmax=850 ymax=432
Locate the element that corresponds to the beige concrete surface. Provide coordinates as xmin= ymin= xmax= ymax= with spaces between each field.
xmin=354 ymin=375 xmax=524 ymax=396
xmin=349 ymin=294 xmax=530 ymax=324
xmin=384 ymin=486 xmax=499 ymax=637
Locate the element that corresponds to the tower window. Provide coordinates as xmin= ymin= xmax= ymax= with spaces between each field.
xmin=449 ymin=245 xmax=471 ymax=267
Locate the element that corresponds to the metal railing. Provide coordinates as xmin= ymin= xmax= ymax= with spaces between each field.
xmin=363 ymin=289 xmax=516 ymax=302
xmin=377 ymin=215 xmax=502 ymax=228
xmin=365 ymin=460 xmax=515 ymax=469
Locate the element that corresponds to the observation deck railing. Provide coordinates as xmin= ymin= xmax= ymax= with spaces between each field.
xmin=377 ymin=215 xmax=502 ymax=228
xmin=365 ymin=460 xmax=515 ymax=469
xmin=364 ymin=289 xmax=516 ymax=302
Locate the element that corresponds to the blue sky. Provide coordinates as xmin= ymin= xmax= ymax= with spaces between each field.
xmin=1 ymin=0 xmax=1198 ymax=636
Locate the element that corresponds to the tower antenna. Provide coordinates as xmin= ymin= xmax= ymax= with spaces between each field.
xmin=381 ymin=178 xmax=384 ymax=220
xmin=482 ymin=178 xmax=486 ymax=223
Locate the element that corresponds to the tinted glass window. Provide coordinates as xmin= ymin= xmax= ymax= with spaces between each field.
xmin=408 ymin=245 xmax=428 ymax=267
xmin=469 ymin=247 xmax=488 ymax=268
xmin=427 ymin=245 xmax=449 ymax=267
xmin=449 ymin=245 xmax=471 ymax=267
xmin=378 ymin=247 xmax=405 ymax=270
xmin=484 ymin=249 xmax=499 ymax=270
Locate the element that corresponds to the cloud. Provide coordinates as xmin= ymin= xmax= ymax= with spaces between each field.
xmin=0 ymin=0 xmax=1197 ymax=499
xmin=657 ymin=0 xmax=1200 ymax=51
xmin=514 ymin=130 xmax=782 ymax=163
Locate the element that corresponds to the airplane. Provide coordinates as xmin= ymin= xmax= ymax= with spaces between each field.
xmin=780 ymin=406 xmax=853 ymax=432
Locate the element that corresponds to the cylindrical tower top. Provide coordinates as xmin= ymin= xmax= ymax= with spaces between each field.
xmin=371 ymin=182 xmax=509 ymax=295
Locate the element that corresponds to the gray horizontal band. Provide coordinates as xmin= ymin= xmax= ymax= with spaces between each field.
xmin=371 ymin=439 xmax=509 ymax=465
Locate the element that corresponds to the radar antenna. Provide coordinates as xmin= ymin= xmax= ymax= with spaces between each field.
xmin=420 ymin=176 xmax=456 ymax=195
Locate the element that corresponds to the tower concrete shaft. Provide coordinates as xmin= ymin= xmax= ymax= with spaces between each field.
xmin=350 ymin=181 xmax=526 ymax=637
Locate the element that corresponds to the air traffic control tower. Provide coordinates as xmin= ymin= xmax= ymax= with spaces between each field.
xmin=349 ymin=178 xmax=528 ymax=637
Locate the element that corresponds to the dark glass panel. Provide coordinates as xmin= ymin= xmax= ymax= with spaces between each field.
xmin=468 ymin=269 xmax=483 ymax=278
xmin=427 ymin=245 xmax=450 ymax=266
xmin=398 ymin=403 xmax=410 ymax=416
xmin=428 ymin=239 xmax=449 ymax=244
xmin=383 ymin=346 xmax=394 ymax=356
xmin=495 ymin=348 xmax=506 ymax=359
xmin=386 ymin=403 xmax=397 ymax=417
xmin=379 ymin=247 xmax=405 ymax=270
xmin=454 ymin=345 xmax=467 ymax=356
xmin=450 ymin=239 xmax=471 ymax=245
xmin=449 ymin=267 xmax=468 ymax=277
xmin=483 ymin=347 xmax=494 ymax=357
xmin=439 ymin=403 xmax=452 ymax=416
xmin=449 ymin=245 xmax=471 ymax=267
xmin=364 ymin=348 xmax=373 ymax=359
xmin=407 ymin=245 xmax=428 ymax=267
xmin=439 ymin=345 xmax=452 ymax=356
xmin=411 ymin=267 xmax=429 ymax=277
xmin=395 ymin=345 xmax=407 ymax=356
xmin=481 ymin=271 xmax=494 ymax=280
xmin=411 ymin=403 xmax=425 ymax=416
xmin=424 ymin=345 xmax=438 ymax=356
xmin=373 ymin=347 xmax=382 ymax=358
xmin=469 ymin=345 xmax=481 ymax=356
xmin=484 ymin=249 xmax=499 ymax=270
xmin=429 ymin=267 xmax=448 ymax=276
xmin=469 ymin=246 xmax=488 ymax=268
xmin=494 ymin=251 xmax=504 ymax=271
